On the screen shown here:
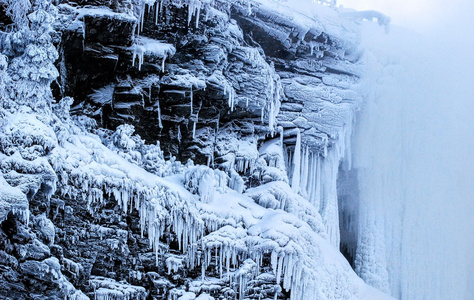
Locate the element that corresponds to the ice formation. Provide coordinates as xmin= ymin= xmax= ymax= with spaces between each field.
xmin=129 ymin=36 xmax=176 ymax=71
xmin=351 ymin=19 xmax=474 ymax=300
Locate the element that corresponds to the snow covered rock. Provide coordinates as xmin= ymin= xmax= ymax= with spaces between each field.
xmin=0 ymin=174 xmax=29 ymax=224
xmin=0 ymin=0 xmax=394 ymax=299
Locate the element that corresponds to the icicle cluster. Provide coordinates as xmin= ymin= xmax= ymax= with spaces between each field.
xmin=130 ymin=36 xmax=176 ymax=71
xmin=53 ymin=128 xmax=203 ymax=261
xmin=136 ymin=0 xmax=217 ymax=33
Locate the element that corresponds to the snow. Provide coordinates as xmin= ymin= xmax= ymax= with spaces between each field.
xmin=74 ymin=6 xmax=137 ymax=23
xmin=129 ymin=36 xmax=176 ymax=71
xmin=0 ymin=174 xmax=29 ymax=224
xmin=195 ymin=293 xmax=214 ymax=300
xmin=242 ymin=0 xmax=359 ymax=48
xmin=90 ymin=276 xmax=147 ymax=300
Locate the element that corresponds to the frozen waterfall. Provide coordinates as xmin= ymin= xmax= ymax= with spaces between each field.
xmin=352 ymin=15 xmax=474 ymax=300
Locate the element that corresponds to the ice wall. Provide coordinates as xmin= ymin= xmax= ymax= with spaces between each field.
xmin=353 ymin=15 xmax=474 ymax=300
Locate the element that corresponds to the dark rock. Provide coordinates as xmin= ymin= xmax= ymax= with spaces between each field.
xmin=22 ymin=239 xmax=51 ymax=261
xmin=0 ymin=251 xmax=18 ymax=268
xmin=83 ymin=13 xmax=136 ymax=46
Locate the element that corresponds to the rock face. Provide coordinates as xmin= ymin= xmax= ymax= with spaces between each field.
xmin=0 ymin=1 xmax=389 ymax=300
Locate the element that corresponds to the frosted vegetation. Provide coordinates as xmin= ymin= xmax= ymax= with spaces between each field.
xmin=0 ymin=0 xmax=400 ymax=299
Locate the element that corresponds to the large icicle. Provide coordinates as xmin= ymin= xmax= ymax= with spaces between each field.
xmin=319 ymin=147 xmax=341 ymax=247
xmin=290 ymin=129 xmax=301 ymax=193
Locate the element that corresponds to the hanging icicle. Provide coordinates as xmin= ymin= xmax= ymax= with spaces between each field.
xmin=291 ymin=129 xmax=301 ymax=193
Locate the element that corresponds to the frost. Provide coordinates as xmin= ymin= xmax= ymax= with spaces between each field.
xmin=195 ymin=293 xmax=214 ymax=300
xmin=3 ymin=0 xmax=32 ymax=29
xmin=19 ymin=257 xmax=88 ymax=299
xmin=53 ymin=130 xmax=203 ymax=258
xmin=89 ymin=85 xmax=114 ymax=105
xmin=3 ymin=4 xmax=58 ymax=113
xmin=35 ymin=213 xmax=55 ymax=245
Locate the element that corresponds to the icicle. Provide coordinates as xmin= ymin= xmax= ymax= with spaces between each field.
xmin=161 ymin=54 xmax=167 ymax=72
xmin=268 ymin=99 xmax=275 ymax=132
xmin=132 ymin=48 xmax=136 ymax=67
xmin=187 ymin=4 xmax=192 ymax=26
xmin=279 ymin=126 xmax=284 ymax=156
xmin=345 ymin=119 xmax=353 ymax=170
xmin=300 ymin=146 xmax=310 ymax=196
xmin=157 ymin=99 xmax=163 ymax=128
xmin=140 ymin=3 xmax=146 ymax=33
xmin=177 ymin=125 xmax=182 ymax=143
xmin=202 ymin=257 xmax=206 ymax=280
xmin=276 ymin=255 xmax=283 ymax=284
xmin=291 ymin=130 xmax=301 ymax=193
xmin=136 ymin=3 xmax=143 ymax=36
xmin=307 ymin=153 xmax=316 ymax=202
xmin=314 ymin=154 xmax=322 ymax=209
xmin=219 ymin=245 xmax=223 ymax=278
xmin=227 ymin=88 xmax=235 ymax=112
xmin=190 ymin=87 xmax=193 ymax=114
xmin=195 ymin=2 xmax=201 ymax=28
xmin=132 ymin=45 xmax=145 ymax=71
xmin=226 ymin=247 xmax=231 ymax=280
xmin=192 ymin=121 xmax=197 ymax=139
xmin=320 ymin=149 xmax=341 ymax=247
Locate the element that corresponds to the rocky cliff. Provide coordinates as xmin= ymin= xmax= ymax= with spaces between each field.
xmin=0 ymin=0 xmax=391 ymax=299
